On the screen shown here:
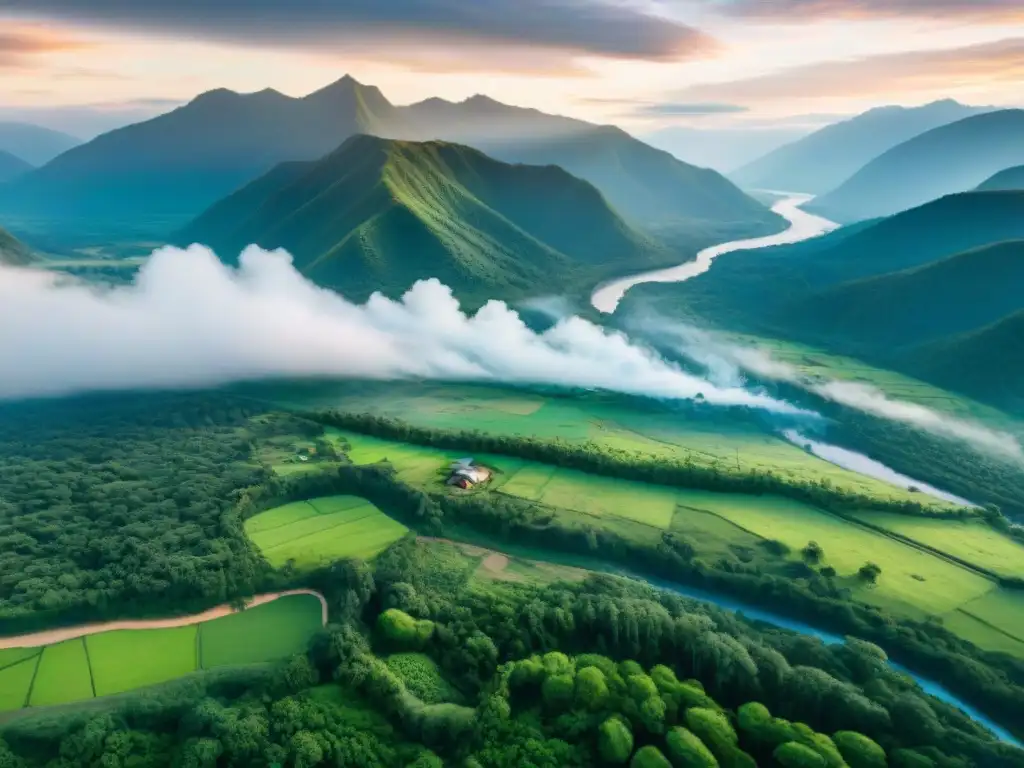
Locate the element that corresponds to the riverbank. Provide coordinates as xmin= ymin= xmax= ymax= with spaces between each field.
xmin=591 ymin=192 xmax=838 ymax=314
xmin=0 ymin=589 xmax=327 ymax=651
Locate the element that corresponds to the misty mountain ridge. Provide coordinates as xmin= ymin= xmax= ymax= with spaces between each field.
xmin=809 ymin=109 xmax=1024 ymax=222
xmin=977 ymin=164 xmax=1024 ymax=192
xmin=175 ymin=134 xmax=665 ymax=305
xmin=0 ymin=122 xmax=80 ymax=166
xmin=0 ymin=75 xmax=778 ymax=234
xmin=731 ymin=99 xmax=994 ymax=195
xmin=0 ymin=227 xmax=35 ymax=266
xmin=640 ymin=124 xmax=810 ymax=174
xmin=0 ymin=149 xmax=31 ymax=183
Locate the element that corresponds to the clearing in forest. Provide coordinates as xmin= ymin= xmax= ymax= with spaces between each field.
xmin=29 ymin=638 xmax=94 ymax=707
xmin=88 ymin=625 xmax=198 ymax=697
xmin=199 ymin=593 xmax=324 ymax=669
xmin=245 ymin=495 xmax=408 ymax=568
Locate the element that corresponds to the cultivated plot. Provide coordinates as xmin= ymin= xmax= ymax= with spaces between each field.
xmin=88 ymin=625 xmax=198 ymax=697
xmin=245 ymin=496 xmax=408 ymax=568
xmin=678 ymin=489 xmax=995 ymax=618
xmin=200 ymin=593 xmax=324 ymax=668
xmin=953 ymin=589 xmax=1024 ymax=647
xmin=0 ymin=657 xmax=38 ymax=712
xmin=853 ymin=512 xmax=1024 ymax=580
xmin=29 ymin=638 xmax=94 ymax=707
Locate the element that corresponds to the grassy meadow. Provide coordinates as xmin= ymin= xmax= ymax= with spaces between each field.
xmin=0 ymin=594 xmax=323 ymax=713
xmin=245 ymin=495 xmax=409 ymax=569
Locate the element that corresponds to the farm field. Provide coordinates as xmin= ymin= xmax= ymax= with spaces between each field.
xmin=0 ymin=595 xmax=323 ymax=713
xmin=385 ymin=653 xmax=463 ymax=704
xmin=951 ymin=589 xmax=1024 ymax=649
xmin=942 ymin=608 xmax=1024 ymax=657
xmin=29 ymin=639 xmax=93 ymax=707
xmin=245 ymin=495 xmax=408 ymax=568
xmin=257 ymin=380 xmax=953 ymax=509
xmin=200 ymin=593 xmax=324 ymax=668
xmin=673 ymin=489 xmax=996 ymax=619
xmin=87 ymin=626 xmax=197 ymax=697
xmin=853 ymin=512 xmax=1024 ymax=579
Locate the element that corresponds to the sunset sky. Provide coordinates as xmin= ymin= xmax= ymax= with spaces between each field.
xmin=1 ymin=0 xmax=1022 ymax=137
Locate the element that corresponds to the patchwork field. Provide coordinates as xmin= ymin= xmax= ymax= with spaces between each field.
xmin=950 ymin=589 xmax=1024 ymax=650
xmin=0 ymin=594 xmax=323 ymax=713
xmin=853 ymin=512 xmax=1024 ymax=580
xmin=245 ymin=495 xmax=408 ymax=568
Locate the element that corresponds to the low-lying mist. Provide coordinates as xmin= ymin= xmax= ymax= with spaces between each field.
xmin=633 ymin=316 xmax=1024 ymax=462
xmin=0 ymin=245 xmax=805 ymax=414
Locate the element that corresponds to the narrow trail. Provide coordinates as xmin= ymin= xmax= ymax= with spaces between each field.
xmin=590 ymin=192 xmax=838 ymax=314
xmin=0 ymin=589 xmax=328 ymax=651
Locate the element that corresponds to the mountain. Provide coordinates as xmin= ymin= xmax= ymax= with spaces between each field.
xmin=778 ymin=239 xmax=1024 ymax=350
xmin=0 ymin=78 xmax=779 ymax=236
xmin=909 ymin=311 xmax=1024 ymax=411
xmin=176 ymin=135 xmax=664 ymax=303
xmin=977 ymin=165 xmax=1024 ymax=192
xmin=0 ymin=149 xmax=31 ymax=182
xmin=0 ymin=227 xmax=35 ymax=266
xmin=0 ymin=76 xmax=398 ymax=220
xmin=640 ymin=125 xmax=810 ymax=174
xmin=731 ymin=100 xmax=993 ymax=195
xmin=0 ymin=122 xmax=80 ymax=165
xmin=809 ymin=109 xmax=1024 ymax=222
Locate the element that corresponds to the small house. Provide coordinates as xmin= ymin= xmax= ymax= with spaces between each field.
xmin=446 ymin=458 xmax=492 ymax=488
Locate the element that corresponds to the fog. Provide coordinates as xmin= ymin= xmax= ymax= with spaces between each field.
xmin=0 ymin=245 xmax=804 ymax=414
xmin=634 ymin=317 xmax=1024 ymax=462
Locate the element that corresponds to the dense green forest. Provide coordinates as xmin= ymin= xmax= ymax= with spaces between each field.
xmin=2 ymin=392 xmax=1024 ymax=767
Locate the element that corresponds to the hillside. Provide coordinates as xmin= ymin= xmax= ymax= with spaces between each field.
xmin=910 ymin=310 xmax=1024 ymax=410
xmin=778 ymin=240 xmax=1024 ymax=350
xmin=0 ymin=149 xmax=31 ymax=182
xmin=0 ymin=78 xmax=779 ymax=235
xmin=0 ymin=122 xmax=80 ymax=165
xmin=810 ymin=109 xmax=1024 ymax=222
xmin=0 ymin=227 xmax=35 ymax=266
xmin=0 ymin=76 xmax=397 ymax=220
xmin=641 ymin=124 xmax=808 ymax=173
xmin=978 ymin=164 xmax=1024 ymax=191
xmin=731 ymin=99 xmax=991 ymax=195
xmin=176 ymin=135 xmax=663 ymax=303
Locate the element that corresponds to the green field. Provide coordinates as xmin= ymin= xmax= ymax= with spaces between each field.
xmin=29 ymin=638 xmax=94 ymax=707
xmin=0 ymin=594 xmax=324 ymax=713
xmin=952 ymin=589 xmax=1024 ymax=648
xmin=200 ymin=594 xmax=324 ymax=669
xmin=0 ymin=656 xmax=38 ymax=711
xmin=669 ymin=490 xmax=995 ymax=618
xmin=385 ymin=653 xmax=463 ymax=704
xmin=500 ymin=464 xmax=678 ymax=528
xmin=88 ymin=625 xmax=198 ymax=697
xmin=245 ymin=495 xmax=408 ymax=568
xmin=854 ymin=512 xmax=1024 ymax=579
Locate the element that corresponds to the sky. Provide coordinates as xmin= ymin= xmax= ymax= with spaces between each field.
xmin=0 ymin=0 xmax=1023 ymax=138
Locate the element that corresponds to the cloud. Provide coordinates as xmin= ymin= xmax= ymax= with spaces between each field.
xmin=0 ymin=245 xmax=803 ymax=416
xmin=3 ymin=0 xmax=717 ymax=62
xmin=0 ymin=99 xmax=186 ymax=139
xmin=708 ymin=0 xmax=1024 ymax=22
xmin=672 ymin=37 xmax=1024 ymax=102
xmin=0 ymin=27 xmax=85 ymax=67
xmin=583 ymin=97 xmax=749 ymax=117
xmin=632 ymin=318 xmax=1024 ymax=462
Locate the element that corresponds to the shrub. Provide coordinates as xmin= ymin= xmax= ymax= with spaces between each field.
xmin=598 ymin=716 xmax=634 ymax=764
xmin=377 ymin=609 xmax=434 ymax=649
xmin=630 ymin=745 xmax=672 ymax=768
xmin=833 ymin=731 xmax=886 ymax=768
xmin=774 ymin=742 xmax=827 ymax=768
xmin=685 ymin=708 xmax=738 ymax=757
xmin=665 ymin=727 xmax=718 ymax=768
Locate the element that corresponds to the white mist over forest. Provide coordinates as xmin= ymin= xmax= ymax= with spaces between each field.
xmin=0 ymin=244 xmax=803 ymax=414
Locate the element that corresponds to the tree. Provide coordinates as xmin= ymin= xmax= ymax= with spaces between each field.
xmin=802 ymin=542 xmax=824 ymax=565
xmin=575 ymin=666 xmax=610 ymax=710
xmin=833 ymin=731 xmax=887 ymax=768
xmin=858 ymin=563 xmax=881 ymax=584
xmin=377 ymin=608 xmax=434 ymax=649
xmin=542 ymin=674 xmax=575 ymax=712
xmin=598 ymin=717 xmax=634 ymax=764
xmin=630 ymin=745 xmax=672 ymax=768
xmin=774 ymin=742 xmax=827 ymax=768
xmin=665 ymin=727 xmax=718 ymax=768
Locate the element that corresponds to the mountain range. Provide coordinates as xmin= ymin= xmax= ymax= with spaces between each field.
xmin=730 ymin=100 xmax=991 ymax=195
xmin=634 ymin=125 xmax=810 ymax=175
xmin=0 ymin=77 xmax=778 ymax=235
xmin=0 ymin=227 xmax=34 ymax=266
xmin=0 ymin=122 xmax=80 ymax=166
xmin=176 ymin=135 xmax=665 ymax=304
xmin=0 ymin=150 xmax=31 ymax=183
xmin=977 ymin=165 xmax=1024 ymax=192
xmin=809 ymin=109 xmax=1024 ymax=222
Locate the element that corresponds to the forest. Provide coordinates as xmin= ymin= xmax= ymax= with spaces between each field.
xmin=1 ymin=392 xmax=1024 ymax=767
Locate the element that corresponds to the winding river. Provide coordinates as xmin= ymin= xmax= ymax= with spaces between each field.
xmin=591 ymin=192 xmax=839 ymax=314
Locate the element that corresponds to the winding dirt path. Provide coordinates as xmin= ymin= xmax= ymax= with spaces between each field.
xmin=0 ymin=589 xmax=328 ymax=651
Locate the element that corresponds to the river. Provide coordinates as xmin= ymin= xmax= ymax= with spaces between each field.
xmin=591 ymin=192 xmax=839 ymax=314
